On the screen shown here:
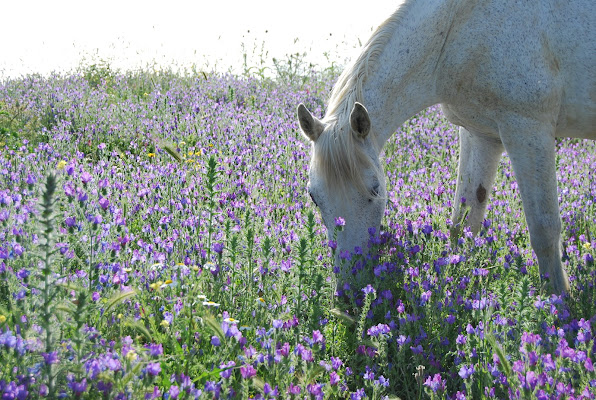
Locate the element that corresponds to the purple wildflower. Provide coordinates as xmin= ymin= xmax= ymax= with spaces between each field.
xmin=424 ymin=373 xmax=446 ymax=392
xmin=362 ymin=285 xmax=375 ymax=295
xmin=68 ymin=378 xmax=87 ymax=396
xmin=147 ymin=362 xmax=161 ymax=376
xmin=146 ymin=343 xmax=163 ymax=356
xmin=458 ymin=364 xmax=474 ymax=379
xmin=240 ymin=364 xmax=256 ymax=379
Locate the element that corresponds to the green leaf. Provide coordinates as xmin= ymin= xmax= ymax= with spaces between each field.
xmin=306 ymin=364 xmax=327 ymax=382
xmin=160 ymin=372 xmax=172 ymax=389
xmin=173 ymin=339 xmax=184 ymax=356
xmin=193 ymin=367 xmax=224 ymax=385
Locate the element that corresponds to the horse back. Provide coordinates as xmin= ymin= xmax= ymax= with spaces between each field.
xmin=437 ymin=0 xmax=595 ymax=139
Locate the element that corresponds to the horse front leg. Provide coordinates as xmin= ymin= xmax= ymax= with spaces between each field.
xmin=500 ymin=119 xmax=569 ymax=294
xmin=451 ymin=127 xmax=504 ymax=239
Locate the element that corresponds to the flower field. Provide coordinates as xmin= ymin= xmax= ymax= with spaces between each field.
xmin=0 ymin=65 xmax=595 ymax=399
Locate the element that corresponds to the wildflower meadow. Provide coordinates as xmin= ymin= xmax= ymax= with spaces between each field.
xmin=0 ymin=60 xmax=595 ymax=399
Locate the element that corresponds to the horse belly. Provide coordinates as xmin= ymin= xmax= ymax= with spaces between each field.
xmin=441 ymin=104 xmax=500 ymax=139
xmin=555 ymin=102 xmax=596 ymax=140
xmin=556 ymin=64 xmax=596 ymax=139
xmin=552 ymin=13 xmax=596 ymax=140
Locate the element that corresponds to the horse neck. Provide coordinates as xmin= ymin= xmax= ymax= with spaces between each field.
xmin=359 ymin=0 xmax=450 ymax=146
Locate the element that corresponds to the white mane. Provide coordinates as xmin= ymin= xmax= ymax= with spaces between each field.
xmin=314 ymin=1 xmax=412 ymax=196
xmin=324 ymin=1 xmax=411 ymax=125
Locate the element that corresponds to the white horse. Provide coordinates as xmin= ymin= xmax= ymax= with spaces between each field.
xmin=297 ymin=0 xmax=595 ymax=294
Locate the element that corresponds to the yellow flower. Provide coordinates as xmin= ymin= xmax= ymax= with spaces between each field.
xmin=0 ymin=315 xmax=6 ymax=323
xmin=160 ymin=320 xmax=170 ymax=327
xmin=149 ymin=282 xmax=161 ymax=291
xmin=125 ymin=350 xmax=138 ymax=361
xmin=56 ymin=160 xmax=67 ymax=170
xmin=117 ymin=313 xmax=123 ymax=320
xmin=147 ymin=153 xmax=155 ymax=157
xmin=192 ymin=265 xmax=200 ymax=271
xmin=256 ymin=297 xmax=266 ymax=305
xmin=583 ymin=242 xmax=592 ymax=251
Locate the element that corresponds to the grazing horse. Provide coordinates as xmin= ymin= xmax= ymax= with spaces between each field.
xmin=297 ymin=0 xmax=595 ymax=294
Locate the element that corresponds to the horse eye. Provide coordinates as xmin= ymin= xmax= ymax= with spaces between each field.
xmin=370 ymin=184 xmax=380 ymax=197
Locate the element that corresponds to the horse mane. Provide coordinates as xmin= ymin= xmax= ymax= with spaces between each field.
xmin=314 ymin=1 xmax=412 ymax=197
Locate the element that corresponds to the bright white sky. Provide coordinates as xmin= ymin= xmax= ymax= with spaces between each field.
xmin=1 ymin=0 xmax=398 ymax=78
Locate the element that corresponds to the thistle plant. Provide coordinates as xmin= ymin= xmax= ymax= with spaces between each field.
xmin=204 ymin=155 xmax=219 ymax=264
xmin=34 ymin=172 xmax=61 ymax=397
xmin=295 ymin=237 xmax=309 ymax=334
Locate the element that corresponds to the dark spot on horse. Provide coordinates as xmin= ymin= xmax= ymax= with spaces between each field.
xmin=476 ymin=184 xmax=486 ymax=203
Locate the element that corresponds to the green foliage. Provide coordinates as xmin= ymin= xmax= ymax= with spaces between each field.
xmin=80 ymin=59 xmax=116 ymax=90
xmin=0 ymin=100 xmax=50 ymax=148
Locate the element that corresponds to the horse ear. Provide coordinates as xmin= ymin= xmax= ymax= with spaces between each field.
xmin=297 ymin=104 xmax=324 ymax=141
xmin=350 ymin=102 xmax=371 ymax=139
